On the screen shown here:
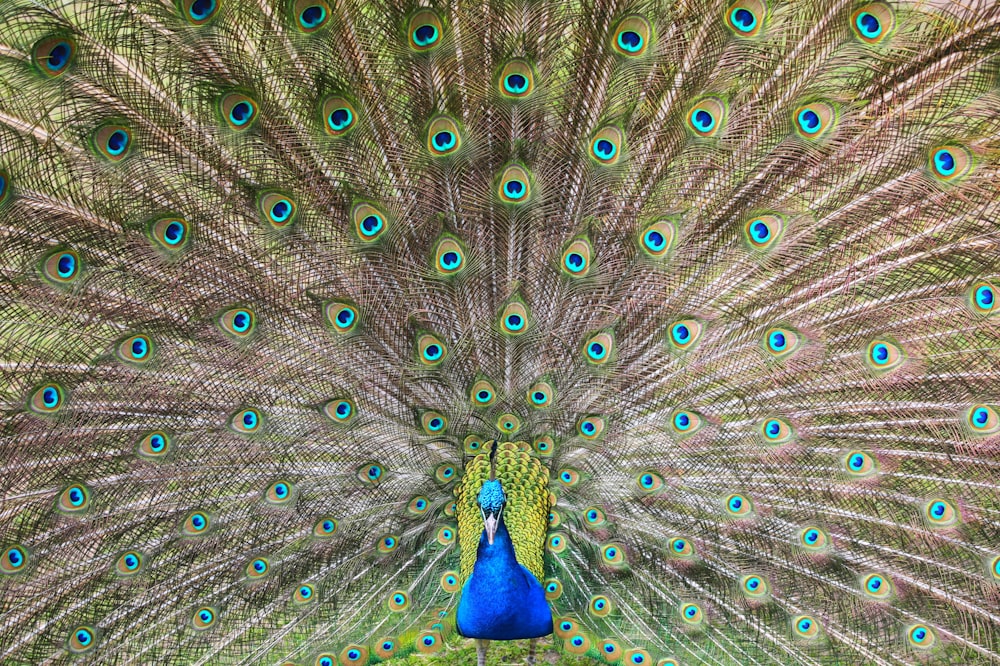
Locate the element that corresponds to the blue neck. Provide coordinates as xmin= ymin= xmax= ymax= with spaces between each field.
xmin=455 ymin=518 xmax=553 ymax=640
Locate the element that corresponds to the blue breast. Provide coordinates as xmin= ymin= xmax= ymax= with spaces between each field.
xmin=456 ymin=519 xmax=554 ymax=640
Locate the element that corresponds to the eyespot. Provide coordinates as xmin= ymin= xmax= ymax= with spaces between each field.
xmin=421 ymin=411 xmax=447 ymax=434
xmin=851 ymin=3 xmax=894 ymax=43
xmin=867 ymin=339 xmax=904 ymax=372
xmin=861 ymin=573 xmax=892 ymax=600
xmin=565 ymin=631 xmax=592 ymax=654
xmin=406 ymin=496 xmax=430 ymax=516
xmin=321 ymin=95 xmax=357 ymax=136
xmin=408 ymin=9 xmax=443 ymax=51
xmin=500 ymin=301 xmax=530 ymax=335
xmin=583 ymin=506 xmax=607 ymax=528
xmin=496 ymin=413 xmax=521 ymax=434
xmin=219 ymin=307 xmax=255 ymax=338
xmin=639 ymin=219 xmax=676 ymax=259
xmin=440 ymin=571 xmax=460 ymax=593
xmin=625 ymin=649 xmax=652 ymax=665
xmin=444 ymin=501 xmax=457 ymax=516
xmin=764 ymin=327 xmax=800 ymax=358
xmin=686 ymin=97 xmax=726 ymax=137
xmin=534 ymin=435 xmax=555 ymax=457
xmin=246 ymin=557 xmax=270 ymax=579
xmin=313 ymin=516 xmax=338 ymax=537
xmin=388 ymin=590 xmax=410 ymax=612
xmin=340 ymin=645 xmax=369 ymax=666
xmin=293 ymin=0 xmax=330 ymax=32
xmin=322 ymin=301 xmax=359 ymax=335
xmin=557 ymin=468 xmax=581 ymax=488
xmin=554 ymin=618 xmax=578 ymax=639
xmin=230 ymin=408 xmax=262 ymax=434
xmin=68 ymin=626 xmax=97 ymax=653
xmin=671 ymin=410 xmax=703 ymax=436
xmin=798 ymin=526 xmax=829 ymax=551
xmin=377 ymin=534 xmax=400 ymax=554
xmin=589 ymin=126 xmax=624 ymax=165
xmin=426 ymin=116 xmax=461 ymax=156
xmin=415 ymin=630 xmax=443 ymax=653
xmin=323 ymin=398 xmax=355 ymax=424
xmin=358 ymin=462 xmax=385 ymax=486
xmin=544 ymin=578 xmax=563 ymax=600
xmin=417 ymin=333 xmax=447 ymax=365
xmin=265 ymin=480 xmax=294 ymax=505
xmin=968 ymin=404 xmax=1000 ymax=435
xmin=471 ymin=380 xmax=497 ymax=407
xmin=435 ymin=463 xmax=457 ymax=483
xmin=192 ymin=606 xmax=216 ymax=630
xmin=220 ymin=92 xmax=258 ymax=131
xmin=375 ymin=638 xmax=397 ymax=660
xmin=680 ymin=602 xmax=704 ymax=625
xmin=724 ymin=493 xmax=753 ymax=517
xmin=498 ymin=164 xmax=532 ymax=203
xmin=2 ymin=545 xmax=28 ymax=574
xmin=182 ymin=511 xmax=210 ymax=536
xmin=527 ymin=381 xmax=554 ymax=408
xmin=759 ymin=417 xmax=794 ymax=444
xmin=432 ymin=236 xmax=466 ymax=275
xmin=928 ymin=144 xmax=972 ymax=182
xmin=725 ymin=0 xmax=766 ymax=36
xmin=0 ymin=171 xmax=10 ymax=205
xmin=58 ymin=484 xmax=91 ymax=513
xmin=600 ymin=639 xmax=623 ymax=661
xmin=294 ymin=583 xmax=316 ymax=604
xmin=589 ymin=595 xmax=612 ymax=617
xmin=548 ymin=510 xmax=562 ymax=528
xmin=906 ymin=624 xmax=936 ymax=650
xmin=117 ymin=334 xmax=154 ymax=365
xmin=436 ymin=526 xmax=455 ymax=546
xmin=547 ymin=533 xmax=568 ymax=553
xmin=498 ymin=59 xmax=535 ymax=98
xmin=258 ymin=192 xmax=297 ymax=228
xmin=578 ymin=415 xmax=606 ymax=439
xmin=969 ymin=280 xmax=996 ymax=316
xmin=924 ymin=498 xmax=957 ymax=527
xmin=844 ymin=450 xmax=878 ymax=477
xmin=792 ymin=615 xmax=820 ymax=639
xmin=464 ymin=435 xmax=484 ymax=454
xmin=33 ymin=36 xmax=76 ymax=77
xmin=561 ymin=238 xmax=593 ymax=277
xmin=352 ymin=202 xmax=388 ymax=242
xmin=600 ymin=542 xmax=626 ymax=567
xmin=988 ymin=554 xmax=1000 ymax=580
xmin=669 ymin=537 xmax=695 ymax=558
xmin=657 ymin=659 xmax=680 ymax=666
xmin=793 ymin=102 xmax=836 ymax=139
xmin=584 ymin=332 xmax=614 ymax=364
xmin=42 ymin=248 xmax=81 ymax=284
xmin=93 ymin=124 xmax=132 ymax=161
xmin=744 ymin=213 xmax=784 ymax=250
xmin=611 ymin=15 xmax=651 ymax=56
xmin=116 ymin=550 xmax=143 ymax=576
xmin=316 ymin=654 xmax=336 ymax=666
xmin=637 ymin=471 xmax=663 ymax=493
xmin=180 ymin=0 xmax=219 ymax=25
xmin=29 ymin=383 xmax=65 ymax=414
xmin=741 ymin=574 xmax=769 ymax=598
xmin=150 ymin=216 xmax=190 ymax=251
xmin=668 ymin=319 xmax=703 ymax=350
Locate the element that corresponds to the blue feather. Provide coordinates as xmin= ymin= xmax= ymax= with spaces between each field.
xmin=456 ymin=519 xmax=553 ymax=640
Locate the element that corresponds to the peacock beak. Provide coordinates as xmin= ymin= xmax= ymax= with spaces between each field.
xmin=484 ymin=513 xmax=499 ymax=545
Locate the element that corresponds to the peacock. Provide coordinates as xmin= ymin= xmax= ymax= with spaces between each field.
xmin=1 ymin=0 xmax=999 ymax=663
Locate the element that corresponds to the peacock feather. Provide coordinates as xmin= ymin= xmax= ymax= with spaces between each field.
xmin=1 ymin=0 xmax=999 ymax=664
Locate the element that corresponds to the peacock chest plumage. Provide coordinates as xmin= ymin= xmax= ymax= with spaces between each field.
xmin=1 ymin=0 xmax=999 ymax=665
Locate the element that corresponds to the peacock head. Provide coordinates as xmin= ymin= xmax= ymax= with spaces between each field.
xmin=477 ymin=479 xmax=506 ymax=545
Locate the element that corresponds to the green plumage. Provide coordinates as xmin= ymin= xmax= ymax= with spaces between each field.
xmin=1 ymin=0 xmax=999 ymax=664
